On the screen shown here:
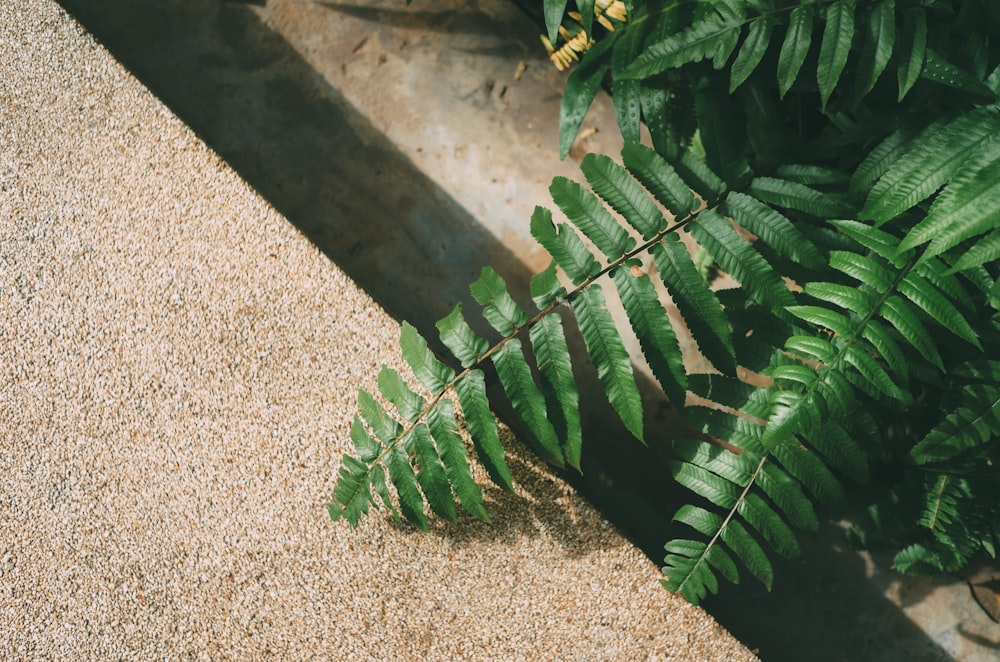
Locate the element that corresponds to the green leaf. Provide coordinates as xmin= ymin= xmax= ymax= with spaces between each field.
xmin=358 ymin=389 xmax=402 ymax=444
xmin=350 ymin=416 xmax=380 ymax=462
xmin=550 ymin=176 xmax=638 ymax=260
xmin=613 ymin=78 xmax=642 ymax=143
xmin=670 ymin=460 xmax=740 ymax=508
xmin=725 ymin=192 xmax=824 ymax=265
xmin=529 ymin=313 xmax=583 ymax=470
xmin=455 ymin=370 xmax=514 ymax=491
xmin=861 ymin=317 xmax=908 ymax=382
xmin=865 ymin=110 xmax=999 ymax=224
xmin=817 ymin=0 xmax=856 ymax=110
xmin=470 ymin=267 xmax=529 ymax=336
xmin=385 ymin=443 xmax=428 ymax=530
xmin=330 ymin=455 xmax=376 ymax=526
xmin=674 ymin=149 xmax=729 ymax=203
xmin=721 ymin=519 xmax=774 ymax=590
xmin=639 ymin=83 xmax=671 ymax=157
xmin=896 ymin=7 xmax=926 ymax=101
xmin=530 ymin=206 xmax=602 ymax=286
xmin=559 ymin=37 xmax=614 ymax=160
xmin=437 ymin=304 xmax=490 ymax=369
xmin=695 ymin=75 xmax=752 ymax=186
xmin=777 ymin=5 xmax=814 ymax=98
xmin=787 ymin=305 xmax=853 ymax=339
xmin=673 ymin=504 xmax=725 ymax=537
xmin=898 ymin=272 xmax=982 ymax=349
xmin=670 ymin=508 xmax=742 ymax=582
xmin=412 ymin=423 xmax=458 ymax=522
xmin=378 ymin=365 xmax=425 ymax=423
xmin=771 ymin=363 xmax=820 ymax=390
xmin=530 ymin=261 xmax=568 ymax=309
xmin=691 ymin=208 xmax=795 ymax=311
xmin=910 ymin=384 xmax=1000 ymax=464
xmin=369 ymin=464 xmax=400 ymax=522
xmin=804 ymin=281 xmax=873 ymax=317
xmin=427 ymin=400 xmax=490 ymax=521
xmin=544 ymin=0 xmax=568 ymax=44
xmin=661 ymin=539 xmax=719 ymax=604
xmin=772 ymin=443 xmax=845 ymax=506
xmin=760 ymin=390 xmax=822 ymax=450
xmin=573 ymin=285 xmax=645 ymax=441
xmin=854 ymin=0 xmax=895 ymax=102
xmin=850 ymin=127 xmax=915 ymax=195
xmin=829 ymin=251 xmax=893 ymax=293
xmin=400 ymin=322 xmax=455 ymax=395
xmin=492 ymin=339 xmax=565 ymax=466
xmin=581 ymin=153 xmax=666 ymax=239
xmin=811 ymin=419 xmax=870 ymax=483
xmin=750 ymin=177 xmax=853 ymax=218
xmin=620 ymin=141 xmax=698 ymax=216
xmin=828 ymin=219 xmax=903 ymax=263
xmin=652 ymin=237 xmax=737 ymax=375
xmin=901 ymin=138 xmax=1000 ymax=259
xmin=844 ymin=343 xmax=908 ymax=402
xmin=674 ymin=438 xmax=754 ymax=486
xmin=757 ymin=462 xmax=819 ymax=532
xmin=775 ymin=164 xmax=850 ymax=186
xmin=921 ymin=48 xmax=996 ymax=99
xmin=613 ymin=262 xmax=687 ymax=406
xmin=739 ymin=492 xmax=800 ymax=559
xmin=879 ymin=295 xmax=943 ymax=370
xmin=576 ymin=0 xmax=595 ymax=40
xmin=784 ymin=335 xmax=837 ymax=364
xmin=952 ymin=229 xmax=1000 ymax=272
xmin=619 ymin=11 xmax=742 ymax=79
xmin=730 ymin=17 xmax=772 ymax=92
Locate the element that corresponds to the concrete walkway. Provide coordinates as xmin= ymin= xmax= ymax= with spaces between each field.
xmin=0 ymin=1 xmax=754 ymax=659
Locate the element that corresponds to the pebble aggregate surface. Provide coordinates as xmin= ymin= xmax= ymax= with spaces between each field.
xmin=0 ymin=1 xmax=756 ymax=660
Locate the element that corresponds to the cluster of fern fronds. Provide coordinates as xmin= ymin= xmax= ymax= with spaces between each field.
xmin=330 ymin=0 xmax=1000 ymax=604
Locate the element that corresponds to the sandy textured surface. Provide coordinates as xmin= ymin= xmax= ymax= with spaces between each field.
xmin=0 ymin=1 xmax=754 ymax=659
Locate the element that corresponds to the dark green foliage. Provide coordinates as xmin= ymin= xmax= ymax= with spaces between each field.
xmin=330 ymin=0 xmax=1000 ymax=606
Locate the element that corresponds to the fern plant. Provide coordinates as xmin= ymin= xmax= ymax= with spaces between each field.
xmin=330 ymin=0 xmax=1000 ymax=605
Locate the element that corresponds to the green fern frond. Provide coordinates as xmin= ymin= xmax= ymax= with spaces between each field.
xmin=900 ymin=137 xmax=1000 ymax=261
xmin=550 ymin=176 xmax=638 ymax=259
xmin=454 ymin=370 xmax=514 ymax=491
xmin=860 ymin=107 xmax=1000 ymax=224
xmin=725 ymin=191 xmax=824 ymax=265
xmin=750 ymin=177 xmax=852 ymax=219
xmin=621 ymin=141 xmax=699 ymax=216
xmin=530 ymin=205 xmax=602 ymax=285
xmin=582 ymin=152 xmax=667 ymax=238
xmin=896 ymin=7 xmax=926 ymax=100
xmin=690 ymin=207 xmax=796 ymax=311
xmin=612 ymin=261 xmax=688 ymax=405
xmin=910 ymin=364 xmax=1000 ymax=465
xmin=776 ymin=5 xmax=814 ymax=98
xmin=493 ymin=338 xmax=566 ymax=466
xmin=529 ymin=312 xmax=584 ymax=469
xmin=817 ymin=0 xmax=855 ymax=110
xmin=729 ymin=16 xmax=773 ymax=92
xmin=853 ymin=0 xmax=895 ymax=103
xmin=619 ymin=9 xmax=743 ymax=80
xmin=574 ymin=285 xmax=646 ymax=440
xmin=652 ymin=236 xmax=737 ymax=375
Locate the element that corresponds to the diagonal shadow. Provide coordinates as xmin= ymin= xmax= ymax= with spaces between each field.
xmin=318 ymin=2 xmax=500 ymax=35
xmin=56 ymin=1 xmax=960 ymax=660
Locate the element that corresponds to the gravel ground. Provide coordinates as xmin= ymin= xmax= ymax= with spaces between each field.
xmin=0 ymin=2 xmax=755 ymax=659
